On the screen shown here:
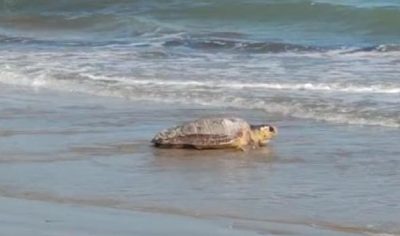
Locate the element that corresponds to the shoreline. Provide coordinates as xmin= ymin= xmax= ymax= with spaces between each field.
xmin=0 ymin=196 xmax=261 ymax=236
xmin=0 ymin=192 xmax=391 ymax=236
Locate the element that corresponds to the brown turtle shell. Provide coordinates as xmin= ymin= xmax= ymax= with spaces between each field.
xmin=151 ymin=117 xmax=251 ymax=149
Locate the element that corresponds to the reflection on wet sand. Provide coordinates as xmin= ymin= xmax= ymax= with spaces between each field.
xmin=151 ymin=147 xmax=277 ymax=172
xmin=70 ymin=140 xmax=279 ymax=164
xmin=152 ymin=146 xmax=276 ymax=161
xmin=151 ymin=145 xmax=307 ymax=168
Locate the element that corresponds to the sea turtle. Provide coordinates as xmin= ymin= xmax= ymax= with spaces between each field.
xmin=151 ymin=117 xmax=277 ymax=151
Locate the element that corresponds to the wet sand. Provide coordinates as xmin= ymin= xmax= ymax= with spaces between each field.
xmin=0 ymin=196 xmax=266 ymax=236
xmin=1 ymin=84 xmax=399 ymax=236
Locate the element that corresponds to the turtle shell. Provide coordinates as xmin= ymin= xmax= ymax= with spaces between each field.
xmin=152 ymin=117 xmax=251 ymax=148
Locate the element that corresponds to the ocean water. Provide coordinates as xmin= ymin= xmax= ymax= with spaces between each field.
xmin=0 ymin=1 xmax=399 ymax=235
xmin=0 ymin=0 xmax=399 ymax=127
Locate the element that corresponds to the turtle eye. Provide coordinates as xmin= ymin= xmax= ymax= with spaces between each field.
xmin=269 ymin=126 xmax=275 ymax=132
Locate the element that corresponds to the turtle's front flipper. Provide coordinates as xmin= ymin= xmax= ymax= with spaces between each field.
xmin=234 ymin=131 xmax=252 ymax=152
xmin=238 ymin=145 xmax=251 ymax=152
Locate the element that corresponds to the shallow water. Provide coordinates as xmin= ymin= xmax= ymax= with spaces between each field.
xmin=1 ymin=85 xmax=399 ymax=235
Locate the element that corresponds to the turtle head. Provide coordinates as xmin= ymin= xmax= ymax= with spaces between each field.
xmin=250 ymin=124 xmax=277 ymax=146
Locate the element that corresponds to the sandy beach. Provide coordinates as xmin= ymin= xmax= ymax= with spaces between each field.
xmin=1 ymin=84 xmax=399 ymax=235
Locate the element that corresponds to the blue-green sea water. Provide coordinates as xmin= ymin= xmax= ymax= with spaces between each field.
xmin=0 ymin=0 xmax=399 ymax=127
xmin=0 ymin=1 xmax=399 ymax=235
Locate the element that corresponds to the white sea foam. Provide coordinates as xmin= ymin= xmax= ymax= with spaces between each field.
xmin=1 ymin=70 xmax=399 ymax=128
xmin=79 ymin=74 xmax=400 ymax=94
xmin=223 ymin=82 xmax=400 ymax=94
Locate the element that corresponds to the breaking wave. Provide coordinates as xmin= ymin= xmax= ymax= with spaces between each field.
xmin=0 ymin=71 xmax=398 ymax=128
